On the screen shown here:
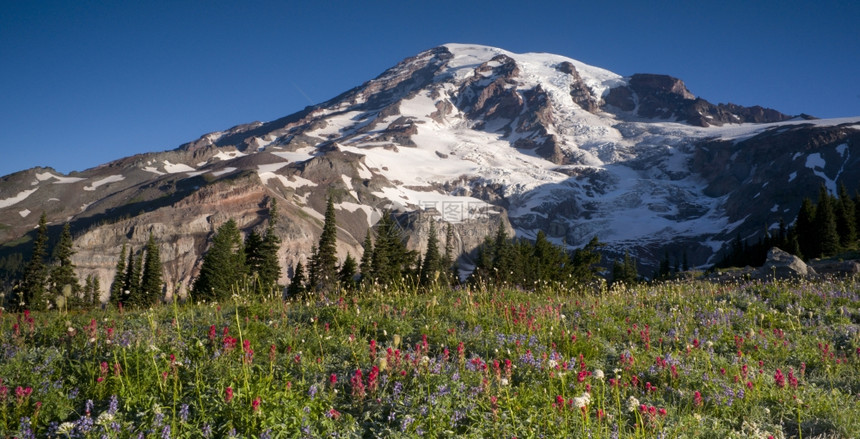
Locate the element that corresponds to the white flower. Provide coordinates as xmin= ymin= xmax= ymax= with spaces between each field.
xmin=57 ymin=422 xmax=76 ymax=434
xmin=594 ymin=369 xmax=605 ymax=380
xmin=96 ymin=412 xmax=115 ymax=425
xmin=626 ymin=396 xmax=640 ymax=412
xmin=500 ymin=378 xmax=509 ymax=386
xmin=573 ymin=396 xmax=589 ymax=409
xmin=547 ymin=359 xmax=558 ymax=369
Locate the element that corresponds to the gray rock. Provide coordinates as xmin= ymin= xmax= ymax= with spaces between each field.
xmin=758 ymin=247 xmax=816 ymax=280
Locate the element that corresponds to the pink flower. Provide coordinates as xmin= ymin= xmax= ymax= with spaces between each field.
xmin=774 ymin=369 xmax=785 ymax=388
xmin=252 ymin=396 xmax=261 ymax=411
xmin=225 ymin=386 xmax=234 ymax=403
xmin=693 ymin=390 xmax=703 ymax=406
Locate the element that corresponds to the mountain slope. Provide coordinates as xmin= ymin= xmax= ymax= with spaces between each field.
xmin=1 ymin=44 xmax=859 ymax=296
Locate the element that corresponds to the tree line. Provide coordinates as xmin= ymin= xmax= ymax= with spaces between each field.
xmin=8 ymin=214 xmax=118 ymax=311
xmin=717 ymin=184 xmax=859 ymax=268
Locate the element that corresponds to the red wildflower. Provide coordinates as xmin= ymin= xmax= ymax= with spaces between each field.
xmin=225 ymin=386 xmax=234 ymax=403
xmin=693 ymin=390 xmax=703 ymax=406
xmin=252 ymin=396 xmax=261 ymax=411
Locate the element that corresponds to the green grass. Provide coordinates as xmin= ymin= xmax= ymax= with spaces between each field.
xmin=1 ymin=277 xmax=859 ymax=438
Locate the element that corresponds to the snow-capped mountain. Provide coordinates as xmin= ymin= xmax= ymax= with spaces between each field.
xmin=1 ymin=44 xmax=859 ymax=294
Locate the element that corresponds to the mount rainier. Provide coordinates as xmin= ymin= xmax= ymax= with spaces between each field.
xmin=1 ymin=43 xmax=858 ymax=295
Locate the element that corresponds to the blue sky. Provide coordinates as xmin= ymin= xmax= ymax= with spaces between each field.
xmin=2 ymin=0 xmax=858 ymax=177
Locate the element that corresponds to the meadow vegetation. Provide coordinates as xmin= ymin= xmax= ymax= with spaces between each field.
xmin=2 ymin=277 xmax=859 ymax=438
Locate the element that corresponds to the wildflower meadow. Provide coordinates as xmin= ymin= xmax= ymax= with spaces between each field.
xmin=1 ymin=278 xmax=859 ymax=438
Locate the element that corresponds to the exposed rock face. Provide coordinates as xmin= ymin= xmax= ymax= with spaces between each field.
xmin=604 ymin=73 xmax=793 ymax=127
xmin=758 ymin=247 xmax=816 ymax=279
xmin=556 ymin=61 xmax=600 ymax=113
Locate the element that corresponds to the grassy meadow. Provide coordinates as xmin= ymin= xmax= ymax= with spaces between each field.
xmin=1 ymin=278 xmax=859 ymax=438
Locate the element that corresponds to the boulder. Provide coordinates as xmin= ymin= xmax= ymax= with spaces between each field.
xmin=758 ymin=247 xmax=816 ymax=280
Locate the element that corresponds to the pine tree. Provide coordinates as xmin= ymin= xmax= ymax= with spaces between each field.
xmin=49 ymin=223 xmax=78 ymax=308
xmin=287 ymin=261 xmax=306 ymax=297
xmin=369 ymin=210 xmax=414 ymax=285
xmin=339 ymin=253 xmax=358 ymax=289
xmin=192 ymin=219 xmax=246 ymax=303
xmin=491 ymin=223 xmax=514 ymax=284
xmin=244 ymin=230 xmax=265 ymax=282
xmin=570 ymin=236 xmax=604 ymax=283
xmin=121 ymin=246 xmax=137 ymax=302
xmin=795 ymin=198 xmax=817 ymax=259
xmin=815 ymin=186 xmax=840 ymax=257
xmin=138 ymin=233 xmax=163 ymax=306
xmin=18 ymin=212 xmax=49 ymax=311
xmin=110 ymin=244 xmax=127 ymax=306
xmin=359 ymin=231 xmax=373 ymax=281
xmin=258 ymin=210 xmax=282 ymax=293
xmin=419 ymin=221 xmax=442 ymax=287
xmin=836 ymin=183 xmax=857 ymax=248
xmin=443 ymin=223 xmax=455 ymax=284
xmin=309 ymin=196 xmax=339 ymax=291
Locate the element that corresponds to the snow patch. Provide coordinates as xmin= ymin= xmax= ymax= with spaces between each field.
xmin=84 ymin=175 xmax=125 ymax=191
xmin=213 ymin=150 xmax=247 ymax=161
xmin=163 ymin=161 xmax=196 ymax=173
xmin=34 ymin=172 xmax=85 ymax=184
xmin=211 ymin=167 xmax=237 ymax=177
xmin=18 ymin=209 xmax=31 ymax=217
xmin=0 ymin=188 xmax=38 ymax=208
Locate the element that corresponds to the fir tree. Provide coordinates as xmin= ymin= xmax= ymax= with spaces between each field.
xmin=815 ymin=186 xmax=840 ymax=257
xmin=419 ymin=221 xmax=442 ymax=287
xmin=258 ymin=209 xmax=282 ymax=293
xmin=795 ymin=198 xmax=817 ymax=259
xmin=19 ymin=212 xmax=49 ymax=311
xmin=110 ymin=244 xmax=127 ymax=306
xmin=339 ymin=253 xmax=358 ymax=289
xmin=611 ymin=251 xmax=638 ymax=286
xmin=570 ymin=236 xmax=604 ymax=283
xmin=287 ymin=261 xmax=306 ymax=297
xmin=192 ymin=219 xmax=246 ymax=303
xmin=359 ymin=231 xmax=373 ymax=281
xmin=309 ymin=196 xmax=339 ymax=291
xmin=49 ymin=223 xmax=78 ymax=307
xmin=139 ymin=233 xmax=163 ymax=306
xmin=836 ymin=183 xmax=857 ymax=248
xmin=443 ymin=222 xmax=455 ymax=284
xmin=244 ymin=230 xmax=265 ymax=282
xmin=121 ymin=246 xmax=137 ymax=302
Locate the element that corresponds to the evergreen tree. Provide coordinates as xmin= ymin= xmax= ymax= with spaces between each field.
xmin=309 ymin=196 xmax=339 ymax=291
xmin=570 ymin=236 xmax=604 ymax=283
xmin=110 ymin=244 xmax=127 ymax=306
xmin=491 ymin=223 xmax=514 ymax=284
xmin=359 ymin=231 xmax=373 ymax=281
xmin=533 ymin=230 xmax=568 ymax=282
xmin=836 ymin=183 xmax=857 ymax=248
xmin=419 ymin=221 xmax=442 ymax=287
xmin=244 ymin=230 xmax=265 ymax=282
xmin=49 ymin=223 xmax=79 ymax=307
xmin=611 ymin=251 xmax=638 ymax=286
xmin=443 ymin=223 xmax=455 ymax=284
xmin=18 ymin=212 xmax=49 ymax=311
xmin=339 ymin=253 xmax=358 ymax=289
xmin=258 ymin=209 xmax=282 ymax=292
xmin=132 ymin=250 xmax=144 ymax=299
xmin=369 ymin=210 xmax=415 ymax=285
xmin=121 ymin=246 xmax=137 ymax=302
xmin=795 ymin=198 xmax=817 ymax=259
xmin=815 ymin=186 xmax=840 ymax=257
xmin=287 ymin=261 xmax=306 ymax=297
xmin=192 ymin=219 xmax=246 ymax=303
xmin=138 ymin=233 xmax=163 ymax=306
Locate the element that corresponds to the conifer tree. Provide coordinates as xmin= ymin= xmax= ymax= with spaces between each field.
xmin=815 ymin=186 xmax=840 ymax=257
xmin=339 ymin=253 xmax=358 ymax=289
xmin=258 ymin=206 xmax=282 ymax=292
xmin=244 ymin=230 xmax=264 ymax=282
xmin=419 ymin=221 xmax=442 ymax=287
xmin=359 ymin=231 xmax=373 ymax=281
xmin=19 ymin=212 xmax=49 ymax=311
xmin=570 ymin=236 xmax=604 ymax=283
xmin=192 ymin=219 xmax=246 ymax=302
xmin=49 ymin=223 xmax=79 ymax=306
xmin=795 ymin=198 xmax=817 ymax=259
xmin=287 ymin=261 xmax=306 ymax=297
xmin=309 ymin=196 xmax=339 ymax=291
xmin=122 ymin=246 xmax=137 ymax=302
xmin=443 ymin=223 xmax=455 ymax=284
xmin=110 ymin=244 xmax=127 ymax=306
xmin=836 ymin=183 xmax=857 ymax=248
xmin=139 ymin=233 xmax=163 ymax=306
xmin=369 ymin=210 xmax=414 ymax=285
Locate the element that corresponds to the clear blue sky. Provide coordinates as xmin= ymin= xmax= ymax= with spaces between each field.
xmin=2 ymin=0 xmax=858 ymax=177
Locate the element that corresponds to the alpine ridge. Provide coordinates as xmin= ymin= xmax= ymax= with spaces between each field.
xmin=1 ymin=43 xmax=859 ymax=297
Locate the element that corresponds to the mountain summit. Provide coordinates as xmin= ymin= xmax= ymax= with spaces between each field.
xmin=1 ymin=44 xmax=859 ymax=294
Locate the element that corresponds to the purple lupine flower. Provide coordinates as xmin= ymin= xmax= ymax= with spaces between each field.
xmin=108 ymin=395 xmax=119 ymax=415
xmin=179 ymin=404 xmax=189 ymax=423
xmin=201 ymin=424 xmax=212 ymax=438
